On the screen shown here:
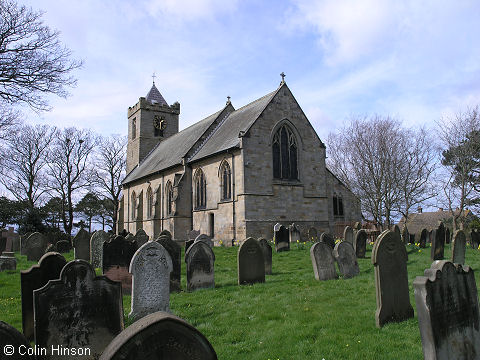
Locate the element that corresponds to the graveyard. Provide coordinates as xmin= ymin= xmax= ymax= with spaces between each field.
xmin=2 ymin=236 xmax=480 ymax=359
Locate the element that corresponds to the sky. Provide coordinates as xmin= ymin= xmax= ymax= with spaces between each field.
xmin=19 ymin=0 xmax=480 ymax=145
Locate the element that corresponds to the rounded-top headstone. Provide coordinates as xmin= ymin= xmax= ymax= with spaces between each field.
xmin=452 ymin=229 xmax=467 ymax=265
xmin=238 ymin=237 xmax=265 ymax=285
xmin=310 ymin=242 xmax=338 ymax=281
xmin=320 ymin=232 xmax=335 ymax=249
xmin=73 ymin=228 xmax=91 ymax=261
xmin=23 ymin=232 xmax=48 ymax=261
xmin=156 ymin=234 xmax=181 ymax=292
xmin=159 ymin=229 xmax=172 ymax=240
xmin=0 ymin=321 xmax=35 ymax=360
xmin=257 ymin=238 xmax=272 ymax=275
xmin=90 ymin=230 xmax=109 ymax=269
xmin=134 ymin=229 xmax=149 ymax=248
xmin=333 ymin=241 xmax=359 ymax=279
xmin=185 ymin=241 xmax=215 ymax=292
xmin=343 ymin=226 xmax=354 ymax=244
xmin=194 ymin=234 xmax=213 ymax=248
xmin=354 ymin=229 xmax=368 ymax=258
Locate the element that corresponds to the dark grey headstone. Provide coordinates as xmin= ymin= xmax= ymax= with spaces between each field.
xmin=289 ymin=223 xmax=301 ymax=243
xmin=308 ymin=227 xmax=318 ymax=242
xmin=159 ymin=229 xmax=172 ymax=240
xmin=34 ymin=260 xmax=124 ymax=359
xmin=185 ymin=241 xmax=215 ymax=292
xmin=445 ymin=227 xmax=451 ymax=244
xmin=55 ymin=240 xmax=71 ymax=253
xmin=310 ymin=242 xmax=338 ymax=281
xmin=418 ymin=228 xmax=428 ymax=248
xmin=103 ymin=235 xmax=138 ymax=273
xmin=471 ymin=229 xmax=480 ymax=249
xmin=431 ymin=222 xmax=445 ymax=261
xmin=372 ymin=230 xmax=413 ymax=328
xmin=73 ymin=228 xmax=90 ymax=261
xmin=0 ymin=321 xmax=35 ymax=360
xmin=452 ymin=230 xmax=467 ymax=265
xmin=134 ymin=229 xmax=149 ymax=249
xmin=0 ymin=251 xmax=16 ymax=271
xmin=21 ymin=252 xmax=67 ymax=341
xmin=99 ymin=312 xmax=217 ymax=360
xmin=354 ymin=229 xmax=367 ymax=258
xmin=91 ymin=230 xmax=109 ymax=268
xmin=23 ymin=232 xmax=48 ymax=261
xmin=392 ymin=225 xmax=401 ymax=236
xmin=238 ymin=237 xmax=265 ymax=285
xmin=157 ymin=235 xmax=182 ymax=292
xmin=274 ymin=223 xmax=289 ymax=252
xmin=189 ymin=229 xmax=200 ymax=240
xmin=413 ymin=261 xmax=480 ymax=360
xmin=194 ymin=234 xmax=213 ymax=248
xmin=333 ymin=241 xmax=359 ymax=279
xmin=401 ymin=225 xmax=409 ymax=245
xmin=258 ymin=238 xmax=272 ymax=275
xmin=185 ymin=239 xmax=194 ymax=255
xmin=320 ymin=232 xmax=335 ymax=249
xmin=343 ymin=226 xmax=353 ymax=244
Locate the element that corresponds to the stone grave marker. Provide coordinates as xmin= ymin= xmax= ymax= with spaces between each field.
xmin=23 ymin=232 xmax=48 ymax=262
xmin=354 ymin=229 xmax=367 ymax=258
xmin=0 ymin=321 xmax=35 ymax=360
xmin=428 ymin=229 xmax=434 ymax=243
xmin=289 ymin=223 xmax=301 ymax=243
xmin=343 ymin=226 xmax=354 ymax=244
xmin=129 ymin=242 xmax=173 ymax=320
xmin=320 ymin=232 xmax=335 ymax=249
xmin=12 ymin=234 xmax=20 ymax=252
xmin=392 ymin=224 xmax=401 ymax=236
xmin=238 ymin=237 xmax=265 ymax=285
xmin=99 ymin=312 xmax=217 ymax=360
xmin=308 ymin=227 xmax=318 ymax=242
xmin=452 ymin=229 xmax=467 ymax=265
xmin=134 ymin=229 xmax=149 ymax=249
xmin=431 ymin=222 xmax=445 ymax=261
xmin=91 ymin=230 xmax=109 ymax=269
xmin=258 ymin=238 xmax=272 ymax=275
xmin=160 ymin=229 xmax=173 ymax=240
xmin=274 ymin=223 xmax=289 ymax=252
xmin=73 ymin=228 xmax=90 ymax=261
xmin=55 ymin=240 xmax=71 ymax=253
xmin=471 ymin=229 xmax=480 ymax=249
xmin=189 ymin=229 xmax=200 ymax=240
xmin=310 ymin=242 xmax=338 ymax=281
xmin=194 ymin=233 xmax=213 ymax=248
xmin=125 ymin=233 xmax=134 ymax=241
xmin=21 ymin=252 xmax=67 ymax=341
xmin=372 ymin=230 xmax=413 ymax=328
xmin=445 ymin=227 xmax=451 ymax=244
xmin=413 ymin=261 xmax=480 ymax=360
xmin=156 ymin=234 xmax=182 ymax=292
xmin=401 ymin=225 xmax=409 ymax=245
xmin=185 ymin=239 xmax=194 ymax=255
xmin=418 ymin=228 xmax=428 ymax=248
xmin=0 ymin=235 xmax=6 ymax=255
xmin=0 ymin=251 xmax=16 ymax=271
xmin=333 ymin=241 xmax=359 ymax=279
xmin=103 ymin=235 xmax=138 ymax=295
xmin=185 ymin=241 xmax=215 ymax=291
xmin=20 ymin=232 xmax=32 ymax=255
xmin=354 ymin=221 xmax=362 ymax=230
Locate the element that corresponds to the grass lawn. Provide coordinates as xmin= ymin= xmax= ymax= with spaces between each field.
xmin=1 ymin=241 xmax=479 ymax=359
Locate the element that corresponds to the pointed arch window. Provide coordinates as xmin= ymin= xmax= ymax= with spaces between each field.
xmin=147 ymin=186 xmax=154 ymax=218
xmin=166 ymin=181 xmax=174 ymax=216
xmin=220 ymin=161 xmax=231 ymax=200
xmin=131 ymin=191 xmax=136 ymax=219
xmin=272 ymin=124 xmax=298 ymax=180
xmin=333 ymin=194 xmax=344 ymax=216
xmin=194 ymin=169 xmax=206 ymax=209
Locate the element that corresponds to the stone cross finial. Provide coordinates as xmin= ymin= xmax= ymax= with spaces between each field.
xmin=226 ymin=96 xmax=231 ymax=104
xmin=152 ymin=72 xmax=156 ymax=84
xmin=280 ymin=72 xmax=286 ymax=84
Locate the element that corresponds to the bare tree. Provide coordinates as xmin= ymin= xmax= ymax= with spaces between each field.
xmin=47 ymin=127 xmax=96 ymax=237
xmin=0 ymin=0 xmax=82 ymax=111
xmin=0 ymin=123 xmax=56 ymax=209
xmin=93 ymin=134 xmax=126 ymax=232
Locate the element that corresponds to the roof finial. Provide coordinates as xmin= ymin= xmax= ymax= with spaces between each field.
xmin=152 ymin=72 xmax=156 ymax=85
xmin=226 ymin=96 xmax=231 ymax=105
xmin=280 ymin=72 xmax=286 ymax=85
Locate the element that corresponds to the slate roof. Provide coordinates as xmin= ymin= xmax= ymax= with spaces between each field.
xmin=146 ymin=83 xmax=168 ymax=106
xmin=398 ymin=209 xmax=473 ymax=234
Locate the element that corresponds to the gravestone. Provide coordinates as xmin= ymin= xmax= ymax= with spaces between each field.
xmin=91 ymin=230 xmax=109 ymax=269
xmin=372 ymin=230 xmax=413 ymax=328
xmin=23 ymin=232 xmax=48 ymax=261
xmin=130 ymin=242 xmax=173 ymax=320
xmin=0 ymin=235 xmax=6 ymax=255
xmin=452 ymin=229 xmax=467 ymax=265
xmin=0 ymin=251 xmax=16 ymax=271
xmin=274 ymin=223 xmax=289 ymax=252
xmin=418 ymin=228 xmax=428 ymax=248
xmin=194 ymin=234 xmax=213 ymax=248
xmin=428 ymin=229 xmax=433 ymax=243
xmin=12 ymin=234 xmax=20 ymax=252
xmin=185 ymin=239 xmax=194 ymax=255
xmin=34 ymin=260 xmax=124 ymax=359
xmin=308 ymin=227 xmax=318 ymax=242
xmin=156 ymin=234 xmax=182 ymax=292
xmin=73 ymin=228 xmax=90 ymax=261
xmin=125 ymin=233 xmax=134 ymax=241
xmin=319 ymin=232 xmax=335 ymax=249
xmin=103 ymin=235 xmax=138 ymax=295
xmin=55 ymin=240 xmax=71 ymax=253
xmin=413 ymin=261 xmax=480 ymax=360
xmin=445 ymin=227 xmax=451 ymax=244
xmin=134 ymin=229 xmax=149 ymax=249
xmin=310 ymin=242 xmax=338 ymax=281
xmin=289 ymin=223 xmax=301 ymax=243
xmin=20 ymin=232 xmax=32 ymax=255
xmin=238 ymin=237 xmax=265 ymax=285
xmin=354 ymin=229 xmax=367 ymax=258
xmin=0 ymin=321 xmax=35 ymax=360
xmin=258 ymin=238 xmax=272 ymax=275
xmin=333 ymin=242 xmax=359 ymax=279
xmin=431 ymin=222 xmax=445 ymax=261
xmin=189 ymin=229 xmax=200 ymax=240
xmin=354 ymin=222 xmax=362 ymax=230
xmin=159 ymin=229 xmax=173 ymax=240
xmin=401 ymin=225 xmax=409 ymax=245
xmin=343 ymin=226 xmax=354 ymax=244
xmin=21 ymin=252 xmax=67 ymax=341
xmin=392 ymin=225 xmax=401 ymax=237
xmin=99 ymin=312 xmax=217 ymax=360
xmin=185 ymin=241 xmax=215 ymax=291
xmin=471 ymin=229 xmax=480 ymax=249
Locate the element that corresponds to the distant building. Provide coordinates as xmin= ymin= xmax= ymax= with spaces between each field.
xmin=397 ymin=207 xmax=475 ymax=234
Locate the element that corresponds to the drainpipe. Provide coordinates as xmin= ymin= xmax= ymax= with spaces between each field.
xmin=231 ymin=151 xmax=236 ymax=245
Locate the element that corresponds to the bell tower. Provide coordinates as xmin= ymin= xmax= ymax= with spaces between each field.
xmin=126 ymin=77 xmax=180 ymax=174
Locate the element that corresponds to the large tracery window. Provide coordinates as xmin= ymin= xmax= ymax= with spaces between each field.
xmin=220 ymin=161 xmax=231 ymax=200
xmin=194 ymin=169 xmax=206 ymax=209
xmin=166 ymin=181 xmax=174 ymax=216
xmin=272 ymin=124 xmax=298 ymax=180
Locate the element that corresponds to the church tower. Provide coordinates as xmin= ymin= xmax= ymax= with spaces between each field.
xmin=126 ymin=79 xmax=180 ymax=174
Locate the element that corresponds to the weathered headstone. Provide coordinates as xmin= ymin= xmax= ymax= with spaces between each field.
xmin=320 ymin=232 xmax=335 ymax=249
xmin=445 ymin=227 xmax=451 ymax=244
xmin=156 ymin=234 xmax=182 ymax=292
xmin=99 ymin=312 xmax=217 ymax=360
xmin=159 ymin=229 xmax=172 ymax=240
xmin=34 ymin=260 xmax=124 ymax=359
xmin=308 ymin=227 xmax=318 ymax=242
xmin=20 ymin=232 xmax=32 ymax=255
xmin=134 ymin=229 xmax=149 ymax=249
xmin=21 ymin=252 xmax=67 ymax=341
xmin=73 ymin=228 xmax=90 ymax=261
xmin=392 ymin=224 xmax=401 ymax=237
xmin=0 ymin=321 xmax=35 ymax=360
xmin=401 ymin=225 xmax=409 ymax=245
xmin=238 ymin=237 xmax=265 ymax=285
xmin=258 ymin=238 xmax=272 ymax=275
xmin=185 ymin=239 xmax=194 ymax=255
xmin=310 ymin=242 xmax=338 ymax=281
xmin=471 ymin=229 xmax=480 ymax=249
xmin=274 ymin=223 xmax=289 ymax=252
xmin=23 ymin=232 xmax=48 ymax=261
xmin=189 ymin=229 xmax=200 ymax=240
xmin=413 ymin=261 xmax=480 ymax=360
xmin=343 ymin=226 xmax=354 ymax=244
xmin=0 ymin=251 xmax=16 ymax=271
xmin=90 ymin=230 xmax=109 ymax=269
xmin=333 ymin=242 xmax=359 ymax=279
xmin=289 ymin=223 xmax=301 ymax=243
xmin=194 ymin=234 xmax=213 ymax=248
xmin=418 ymin=228 xmax=428 ymax=248
xmin=431 ymin=222 xmax=445 ymax=261
xmin=353 ymin=221 xmax=362 ymax=230
xmin=103 ymin=235 xmax=138 ymax=294
xmin=354 ymin=229 xmax=367 ymax=258
xmin=185 ymin=241 xmax=215 ymax=291
xmin=55 ymin=240 xmax=71 ymax=253
xmin=372 ymin=230 xmax=413 ymax=328
xmin=129 ymin=242 xmax=173 ymax=320
xmin=452 ymin=229 xmax=467 ymax=265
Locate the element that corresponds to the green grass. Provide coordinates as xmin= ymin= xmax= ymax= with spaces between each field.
xmin=1 ymin=242 xmax=479 ymax=359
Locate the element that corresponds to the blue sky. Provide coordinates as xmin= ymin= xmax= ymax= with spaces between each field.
xmin=21 ymin=0 xmax=480 ymax=143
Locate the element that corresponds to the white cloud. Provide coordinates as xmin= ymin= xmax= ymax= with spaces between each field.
xmin=145 ymin=0 xmax=239 ymax=22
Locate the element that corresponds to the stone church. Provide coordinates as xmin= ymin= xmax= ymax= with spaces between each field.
xmin=117 ymin=75 xmax=361 ymax=244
